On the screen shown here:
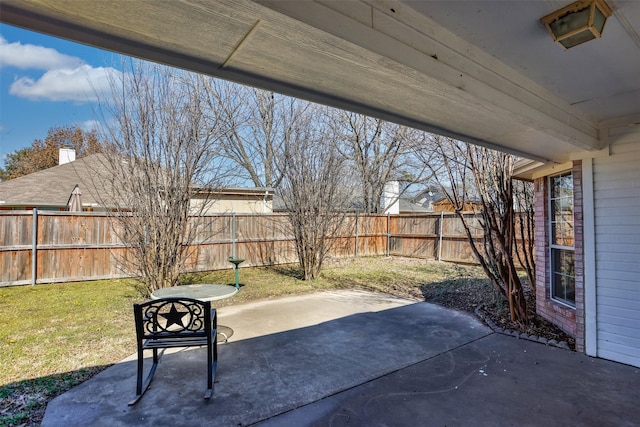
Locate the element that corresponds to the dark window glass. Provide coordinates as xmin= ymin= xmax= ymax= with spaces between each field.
xmin=550 ymin=173 xmax=575 ymax=306
xmin=551 ymin=249 xmax=575 ymax=306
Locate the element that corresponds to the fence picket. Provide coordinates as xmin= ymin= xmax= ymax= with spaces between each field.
xmin=0 ymin=211 xmax=527 ymax=286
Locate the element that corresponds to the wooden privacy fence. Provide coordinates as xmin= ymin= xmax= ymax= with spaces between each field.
xmin=0 ymin=211 xmax=507 ymax=287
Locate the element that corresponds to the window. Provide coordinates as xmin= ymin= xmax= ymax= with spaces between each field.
xmin=549 ymin=172 xmax=575 ymax=306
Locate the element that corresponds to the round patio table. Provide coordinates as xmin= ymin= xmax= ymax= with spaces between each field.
xmin=151 ymin=284 xmax=238 ymax=343
xmin=151 ymin=284 xmax=238 ymax=301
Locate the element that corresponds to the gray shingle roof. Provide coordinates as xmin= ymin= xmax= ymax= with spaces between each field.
xmin=0 ymin=154 xmax=112 ymax=209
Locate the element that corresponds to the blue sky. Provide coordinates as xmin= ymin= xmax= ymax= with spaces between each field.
xmin=0 ymin=24 xmax=123 ymax=164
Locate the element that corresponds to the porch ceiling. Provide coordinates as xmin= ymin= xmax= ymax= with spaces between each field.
xmin=1 ymin=0 xmax=638 ymax=163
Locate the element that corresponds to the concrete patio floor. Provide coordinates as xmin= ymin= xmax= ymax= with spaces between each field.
xmin=42 ymin=290 xmax=640 ymax=426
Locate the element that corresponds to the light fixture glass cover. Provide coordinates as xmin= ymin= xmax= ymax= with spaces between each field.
xmin=541 ymin=0 xmax=612 ymax=49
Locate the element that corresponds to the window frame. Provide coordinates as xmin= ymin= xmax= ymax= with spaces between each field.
xmin=548 ymin=171 xmax=576 ymax=308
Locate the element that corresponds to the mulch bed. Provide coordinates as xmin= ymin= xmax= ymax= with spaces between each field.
xmin=420 ymin=277 xmax=576 ymax=350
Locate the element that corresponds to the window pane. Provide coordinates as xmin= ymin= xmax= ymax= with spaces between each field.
xmin=565 ymin=278 xmax=575 ymax=303
xmin=552 ymin=198 xmax=561 ymax=220
xmin=551 ymin=248 xmax=575 ymax=306
xmin=558 ymin=174 xmax=572 ymax=193
xmin=552 ymin=273 xmax=567 ymax=300
xmin=550 ymin=172 xmax=574 ymax=248
xmin=561 ymin=250 xmax=575 ymax=276
xmin=559 ymin=220 xmax=574 ymax=246
xmin=551 ymin=174 xmax=573 ymax=199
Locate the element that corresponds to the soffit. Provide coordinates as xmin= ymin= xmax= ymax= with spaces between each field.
xmin=1 ymin=0 xmax=638 ymax=163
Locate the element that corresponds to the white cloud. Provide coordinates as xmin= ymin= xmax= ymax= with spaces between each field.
xmin=80 ymin=120 xmax=101 ymax=132
xmin=0 ymin=35 xmax=85 ymax=70
xmin=2 ymin=35 xmax=121 ymax=103
xmin=9 ymin=64 xmax=119 ymax=103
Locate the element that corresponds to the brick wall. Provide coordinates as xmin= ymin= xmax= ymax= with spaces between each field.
xmin=534 ymin=161 xmax=585 ymax=352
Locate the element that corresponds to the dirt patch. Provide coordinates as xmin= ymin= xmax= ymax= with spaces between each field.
xmin=416 ymin=272 xmax=575 ymax=349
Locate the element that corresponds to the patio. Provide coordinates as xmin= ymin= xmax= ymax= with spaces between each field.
xmin=42 ymin=290 xmax=639 ymax=426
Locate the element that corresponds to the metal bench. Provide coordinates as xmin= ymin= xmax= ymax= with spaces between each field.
xmin=129 ymin=297 xmax=217 ymax=405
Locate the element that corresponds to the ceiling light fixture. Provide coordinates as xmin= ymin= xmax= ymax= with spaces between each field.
xmin=540 ymin=0 xmax=613 ymax=49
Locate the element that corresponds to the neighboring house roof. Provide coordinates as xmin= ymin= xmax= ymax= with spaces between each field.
xmin=412 ymin=186 xmax=484 ymax=212
xmin=0 ymin=154 xmax=112 ymax=210
xmin=411 ymin=187 xmax=446 ymax=212
xmin=0 ymin=154 xmax=275 ymax=212
xmin=398 ymin=199 xmax=431 ymax=214
xmin=271 ymin=194 xmax=430 ymax=214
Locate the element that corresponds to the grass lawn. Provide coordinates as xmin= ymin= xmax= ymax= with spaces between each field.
xmin=0 ymin=257 xmax=488 ymax=426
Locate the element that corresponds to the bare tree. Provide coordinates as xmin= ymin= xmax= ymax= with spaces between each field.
xmin=328 ymin=112 xmax=432 ymax=213
xmin=201 ymin=80 xmax=306 ymax=188
xmin=514 ymin=178 xmax=536 ymax=291
xmin=0 ymin=127 xmax=102 ymax=181
xmin=94 ymin=60 xmax=229 ymax=296
xmin=277 ymin=107 xmax=354 ymax=280
xmin=427 ymin=135 xmax=534 ymax=322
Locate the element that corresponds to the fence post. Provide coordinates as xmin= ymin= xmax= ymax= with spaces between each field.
xmin=438 ymin=211 xmax=444 ymax=262
xmin=386 ymin=213 xmax=390 ymax=257
xmin=231 ymin=212 xmax=236 ymax=258
xmin=354 ymin=212 xmax=359 ymax=257
xmin=32 ymin=208 xmax=38 ymax=286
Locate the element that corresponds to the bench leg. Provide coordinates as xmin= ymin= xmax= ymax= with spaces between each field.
xmin=204 ymin=388 xmax=213 ymax=399
xmin=129 ymin=348 xmax=159 ymax=406
xmin=205 ymin=333 xmax=218 ymax=399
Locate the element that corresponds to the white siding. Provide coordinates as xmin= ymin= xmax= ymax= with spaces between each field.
xmin=594 ymin=131 xmax=640 ymax=367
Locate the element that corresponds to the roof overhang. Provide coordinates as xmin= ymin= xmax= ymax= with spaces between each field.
xmin=1 ymin=1 xmax=638 ymax=164
xmin=0 ymin=202 xmax=64 ymax=209
xmin=513 ymin=159 xmax=573 ymax=181
xmin=192 ymin=187 xmax=274 ymax=198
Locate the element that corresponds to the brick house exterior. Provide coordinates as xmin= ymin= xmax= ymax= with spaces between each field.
xmin=533 ymin=161 xmax=584 ymax=352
